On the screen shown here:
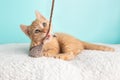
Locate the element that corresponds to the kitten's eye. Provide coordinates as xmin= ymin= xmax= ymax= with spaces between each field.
xmin=42 ymin=22 xmax=47 ymax=27
xmin=35 ymin=29 xmax=41 ymax=33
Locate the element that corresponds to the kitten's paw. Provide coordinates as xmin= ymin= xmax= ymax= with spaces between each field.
xmin=65 ymin=52 xmax=75 ymax=60
xmin=54 ymin=52 xmax=75 ymax=60
xmin=43 ymin=53 xmax=55 ymax=57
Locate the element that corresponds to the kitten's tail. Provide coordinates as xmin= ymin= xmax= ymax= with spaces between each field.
xmin=82 ymin=41 xmax=114 ymax=51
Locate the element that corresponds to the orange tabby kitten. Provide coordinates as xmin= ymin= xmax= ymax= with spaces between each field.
xmin=20 ymin=11 xmax=114 ymax=60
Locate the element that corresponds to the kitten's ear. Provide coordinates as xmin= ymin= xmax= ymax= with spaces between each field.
xmin=20 ymin=24 xmax=29 ymax=36
xmin=35 ymin=10 xmax=45 ymax=20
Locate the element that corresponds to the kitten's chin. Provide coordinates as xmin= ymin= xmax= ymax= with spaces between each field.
xmin=41 ymin=33 xmax=47 ymax=38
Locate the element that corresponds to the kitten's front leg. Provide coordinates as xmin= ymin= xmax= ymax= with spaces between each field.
xmin=53 ymin=52 xmax=75 ymax=60
xmin=43 ymin=51 xmax=75 ymax=60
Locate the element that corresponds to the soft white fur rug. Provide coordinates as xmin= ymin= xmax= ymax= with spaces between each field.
xmin=0 ymin=43 xmax=120 ymax=80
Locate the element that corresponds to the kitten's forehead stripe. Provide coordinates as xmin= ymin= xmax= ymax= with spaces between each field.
xmin=30 ymin=19 xmax=48 ymax=30
xmin=39 ymin=23 xmax=44 ymax=29
xmin=31 ymin=20 xmax=41 ymax=29
xmin=32 ymin=20 xmax=39 ymax=26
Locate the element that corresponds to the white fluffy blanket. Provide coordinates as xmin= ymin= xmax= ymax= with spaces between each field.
xmin=0 ymin=43 xmax=120 ymax=80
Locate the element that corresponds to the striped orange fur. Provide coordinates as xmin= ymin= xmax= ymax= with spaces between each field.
xmin=20 ymin=11 xmax=114 ymax=60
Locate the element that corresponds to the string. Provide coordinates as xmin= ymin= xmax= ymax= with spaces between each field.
xmin=43 ymin=0 xmax=55 ymax=43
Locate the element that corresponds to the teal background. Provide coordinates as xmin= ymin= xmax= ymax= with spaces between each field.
xmin=0 ymin=0 xmax=120 ymax=44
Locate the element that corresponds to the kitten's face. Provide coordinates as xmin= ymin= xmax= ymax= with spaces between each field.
xmin=20 ymin=11 xmax=51 ymax=46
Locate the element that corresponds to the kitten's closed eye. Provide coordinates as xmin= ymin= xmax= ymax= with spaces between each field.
xmin=42 ymin=22 xmax=47 ymax=27
xmin=35 ymin=29 xmax=41 ymax=33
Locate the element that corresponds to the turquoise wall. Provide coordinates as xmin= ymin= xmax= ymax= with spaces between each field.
xmin=0 ymin=0 xmax=120 ymax=44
